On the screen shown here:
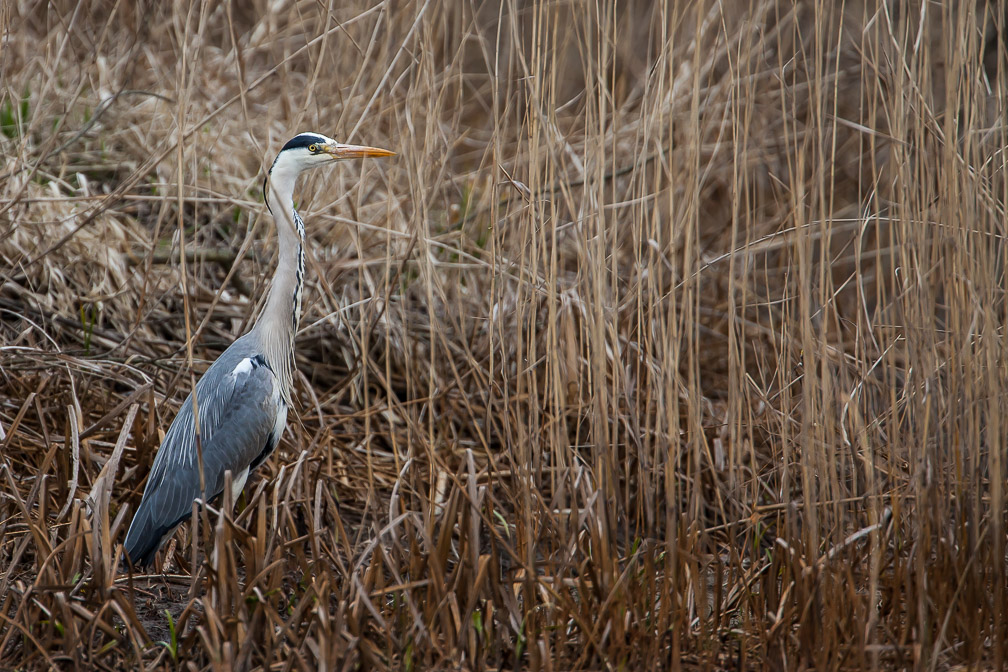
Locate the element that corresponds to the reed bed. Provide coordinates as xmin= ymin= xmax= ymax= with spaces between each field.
xmin=1 ymin=0 xmax=1007 ymax=669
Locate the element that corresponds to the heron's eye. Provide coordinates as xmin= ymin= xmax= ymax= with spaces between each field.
xmin=308 ymin=144 xmax=318 ymax=153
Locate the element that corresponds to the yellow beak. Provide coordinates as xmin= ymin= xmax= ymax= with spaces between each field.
xmin=323 ymin=143 xmax=395 ymax=159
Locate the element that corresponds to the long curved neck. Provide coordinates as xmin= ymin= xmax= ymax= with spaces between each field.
xmin=255 ymin=166 xmax=306 ymax=400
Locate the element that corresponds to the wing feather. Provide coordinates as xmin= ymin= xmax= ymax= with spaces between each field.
xmin=123 ymin=347 xmax=283 ymax=566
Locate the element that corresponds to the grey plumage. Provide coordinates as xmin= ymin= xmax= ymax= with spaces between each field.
xmin=123 ymin=338 xmax=284 ymax=566
xmin=123 ymin=133 xmax=393 ymax=568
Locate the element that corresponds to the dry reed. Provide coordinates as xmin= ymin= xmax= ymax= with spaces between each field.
xmin=1 ymin=0 xmax=1007 ymax=669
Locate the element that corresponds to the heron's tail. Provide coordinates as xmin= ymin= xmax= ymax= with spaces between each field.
xmin=122 ymin=501 xmax=187 ymax=569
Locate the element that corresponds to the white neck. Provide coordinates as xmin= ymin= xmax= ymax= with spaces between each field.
xmin=253 ymin=161 xmax=306 ymax=401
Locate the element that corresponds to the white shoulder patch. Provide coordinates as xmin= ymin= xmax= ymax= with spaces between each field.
xmin=232 ymin=358 xmax=254 ymax=378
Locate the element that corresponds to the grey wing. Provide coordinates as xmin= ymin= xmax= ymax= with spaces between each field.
xmin=123 ymin=353 xmax=284 ymax=566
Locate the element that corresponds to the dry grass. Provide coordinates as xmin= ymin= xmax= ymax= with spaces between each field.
xmin=1 ymin=0 xmax=1007 ymax=669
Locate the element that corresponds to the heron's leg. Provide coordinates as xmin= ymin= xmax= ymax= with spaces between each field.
xmin=230 ymin=466 xmax=250 ymax=509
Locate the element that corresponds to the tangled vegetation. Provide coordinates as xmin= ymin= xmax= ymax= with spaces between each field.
xmin=1 ymin=1 xmax=1007 ymax=669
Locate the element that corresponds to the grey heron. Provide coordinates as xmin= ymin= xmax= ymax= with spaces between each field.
xmin=122 ymin=132 xmax=393 ymax=568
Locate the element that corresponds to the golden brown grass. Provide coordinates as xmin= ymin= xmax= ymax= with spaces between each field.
xmin=2 ymin=0 xmax=1007 ymax=669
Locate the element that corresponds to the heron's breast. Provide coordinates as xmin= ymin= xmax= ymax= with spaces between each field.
xmin=263 ymin=359 xmax=287 ymax=445
xmin=271 ymin=400 xmax=288 ymax=444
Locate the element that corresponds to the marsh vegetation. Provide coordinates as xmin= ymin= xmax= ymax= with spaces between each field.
xmin=1 ymin=1 xmax=1007 ymax=669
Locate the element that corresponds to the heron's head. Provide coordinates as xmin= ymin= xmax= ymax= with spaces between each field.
xmin=265 ymin=132 xmax=394 ymax=212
